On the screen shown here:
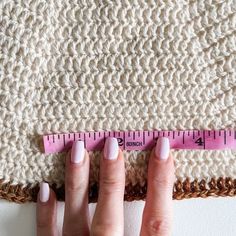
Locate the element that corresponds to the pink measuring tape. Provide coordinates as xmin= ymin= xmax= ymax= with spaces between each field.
xmin=43 ymin=130 xmax=236 ymax=154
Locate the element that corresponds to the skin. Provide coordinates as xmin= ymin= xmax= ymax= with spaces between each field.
xmin=36 ymin=144 xmax=175 ymax=236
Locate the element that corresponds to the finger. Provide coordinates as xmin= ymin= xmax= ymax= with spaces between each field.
xmin=37 ymin=182 xmax=58 ymax=236
xmin=62 ymin=141 xmax=90 ymax=236
xmin=141 ymin=137 xmax=175 ymax=236
xmin=91 ymin=137 xmax=125 ymax=236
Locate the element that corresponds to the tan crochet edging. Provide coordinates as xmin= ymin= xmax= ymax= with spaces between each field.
xmin=1 ymin=177 xmax=236 ymax=204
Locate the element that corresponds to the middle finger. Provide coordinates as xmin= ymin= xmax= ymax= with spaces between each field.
xmin=62 ymin=141 xmax=90 ymax=236
xmin=91 ymin=137 xmax=125 ymax=236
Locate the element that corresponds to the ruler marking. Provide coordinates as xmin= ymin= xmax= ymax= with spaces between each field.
xmin=128 ymin=131 xmax=131 ymax=137
xmin=153 ymin=131 xmax=155 ymax=140
xmin=143 ymin=131 xmax=145 ymax=145
xmin=79 ymin=133 xmax=81 ymax=138
xmin=193 ymin=130 xmax=195 ymax=139
xmin=84 ymin=133 xmax=86 ymax=148
xmin=208 ymin=130 xmax=211 ymax=136
xmin=163 ymin=131 xmax=165 ymax=137
xmin=198 ymin=130 xmax=200 ymax=136
xmin=148 ymin=131 xmax=150 ymax=136
xmin=47 ymin=135 xmax=50 ymax=141
xmin=123 ymin=132 xmax=126 ymax=149
xmin=63 ymin=134 xmax=66 ymax=147
xmin=52 ymin=135 xmax=55 ymax=143
xmin=173 ymin=131 xmax=175 ymax=139
xmin=219 ymin=130 xmax=221 ymax=136
xmin=133 ymin=131 xmax=135 ymax=140
xmin=178 ymin=131 xmax=180 ymax=136
xmin=203 ymin=130 xmax=206 ymax=149
xmin=183 ymin=131 xmax=185 ymax=144
xmin=229 ymin=130 xmax=232 ymax=136
xmin=188 ymin=131 xmax=190 ymax=136
xmin=74 ymin=133 xmax=76 ymax=141
xmin=168 ymin=131 xmax=170 ymax=136
xmin=94 ymin=132 xmax=96 ymax=140
xmin=138 ymin=131 xmax=140 ymax=137
xmin=214 ymin=130 xmax=216 ymax=139
xmin=235 ymin=131 xmax=236 ymax=139
xmin=224 ymin=130 xmax=226 ymax=145
xmin=58 ymin=134 xmax=60 ymax=139
xmin=68 ymin=133 xmax=70 ymax=139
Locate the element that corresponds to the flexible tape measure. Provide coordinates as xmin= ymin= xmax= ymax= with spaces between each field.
xmin=43 ymin=130 xmax=236 ymax=154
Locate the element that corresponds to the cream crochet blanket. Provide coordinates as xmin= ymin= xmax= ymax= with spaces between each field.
xmin=0 ymin=0 xmax=236 ymax=202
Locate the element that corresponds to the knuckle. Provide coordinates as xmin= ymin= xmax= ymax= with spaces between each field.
xmin=63 ymin=224 xmax=89 ymax=236
xmin=153 ymin=175 xmax=174 ymax=189
xmin=144 ymin=217 xmax=171 ymax=236
xmin=100 ymin=176 xmax=124 ymax=194
xmin=63 ymin=230 xmax=79 ymax=236
xmin=66 ymin=175 xmax=88 ymax=192
xmin=92 ymin=224 xmax=122 ymax=236
xmin=37 ymin=218 xmax=50 ymax=228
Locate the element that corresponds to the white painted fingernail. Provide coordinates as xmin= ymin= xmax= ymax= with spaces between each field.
xmin=104 ymin=137 xmax=119 ymax=160
xmin=40 ymin=182 xmax=50 ymax=202
xmin=155 ymin=137 xmax=170 ymax=161
xmin=71 ymin=141 xmax=85 ymax=164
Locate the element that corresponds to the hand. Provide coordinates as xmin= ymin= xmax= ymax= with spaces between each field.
xmin=36 ymin=137 xmax=175 ymax=236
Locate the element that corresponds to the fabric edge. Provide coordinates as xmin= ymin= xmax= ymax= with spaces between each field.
xmin=1 ymin=177 xmax=236 ymax=203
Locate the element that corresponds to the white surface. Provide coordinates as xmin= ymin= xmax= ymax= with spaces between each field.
xmin=0 ymin=197 xmax=235 ymax=236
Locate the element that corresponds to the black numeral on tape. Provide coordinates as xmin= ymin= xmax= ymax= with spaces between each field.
xmin=195 ymin=137 xmax=204 ymax=146
xmin=117 ymin=138 xmax=123 ymax=146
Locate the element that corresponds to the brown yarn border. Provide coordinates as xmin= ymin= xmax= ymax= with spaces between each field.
xmin=1 ymin=177 xmax=236 ymax=204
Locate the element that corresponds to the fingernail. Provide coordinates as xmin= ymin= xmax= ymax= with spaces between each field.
xmin=155 ymin=137 xmax=170 ymax=160
xmin=40 ymin=182 xmax=50 ymax=202
xmin=71 ymin=140 xmax=85 ymax=164
xmin=104 ymin=137 xmax=119 ymax=160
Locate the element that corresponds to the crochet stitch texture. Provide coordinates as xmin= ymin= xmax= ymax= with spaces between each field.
xmin=0 ymin=0 xmax=236 ymax=202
